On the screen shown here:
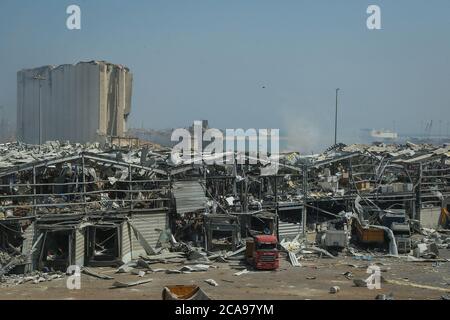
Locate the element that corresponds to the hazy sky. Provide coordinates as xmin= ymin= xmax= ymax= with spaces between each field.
xmin=1 ymin=0 xmax=450 ymax=151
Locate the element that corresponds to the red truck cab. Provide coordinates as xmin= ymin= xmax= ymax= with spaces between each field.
xmin=245 ymin=235 xmax=279 ymax=270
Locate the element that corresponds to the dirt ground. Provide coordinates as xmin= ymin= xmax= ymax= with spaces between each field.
xmin=1 ymin=250 xmax=449 ymax=300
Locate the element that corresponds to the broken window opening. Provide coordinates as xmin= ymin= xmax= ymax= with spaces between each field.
xmin=39 ymin=230 xmax=72 ymax=271
xmin=86 ymin=226 xmax=120 ymax=265
xmin=209 ymin=230 xmax=236 ymax=252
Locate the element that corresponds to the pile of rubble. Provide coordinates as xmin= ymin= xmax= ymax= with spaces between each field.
xmin=0 ymin=141 xmax=103 ymax=170
xmin=0 ymin=271 xmax=65 ymax=288
xmin=0 ymin=250 xmax=29 ymax=277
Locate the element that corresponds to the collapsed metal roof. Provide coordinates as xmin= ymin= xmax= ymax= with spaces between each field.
xmin=172 ymin=180 xmax=209 ymax=214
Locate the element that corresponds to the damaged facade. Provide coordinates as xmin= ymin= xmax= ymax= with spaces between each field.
xmin=0 ymin=141 xmax=169 ymax=275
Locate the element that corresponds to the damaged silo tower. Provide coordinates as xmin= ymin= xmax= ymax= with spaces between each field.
xmin=17 ymin=61 xmax=132 ymax=144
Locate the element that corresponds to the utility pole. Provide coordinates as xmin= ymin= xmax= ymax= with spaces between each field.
xmin=0 ymin=106 xmax=4 ymax=141
xmin=33 ymin=74 xmax=46 ymax=145
xmin=302 ymin=158 xmax=309 ymax=240
xmin=334 ymin=88 xmax=340 ymax=145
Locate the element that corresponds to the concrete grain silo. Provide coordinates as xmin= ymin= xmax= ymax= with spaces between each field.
xmin=17 ymin=61 xmax=132 ymax=144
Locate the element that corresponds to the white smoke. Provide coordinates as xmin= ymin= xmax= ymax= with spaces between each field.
xmin=281 ymin=112 xmax=325 ymax=154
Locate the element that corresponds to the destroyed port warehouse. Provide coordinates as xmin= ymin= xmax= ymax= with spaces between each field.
xmin=1 ymin=61 xmax=450 ymax=299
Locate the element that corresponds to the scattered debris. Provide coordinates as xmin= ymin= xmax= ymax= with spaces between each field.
xmin=116 ymin=262 xmax=137 ymax=274
xmin=353 ymin=279 xmax=367 ymax=287
xmin=234 ymin=269 xmax=250 ymax=276
xmin=288 ymin=252 xmax=301 ymax=267
xmin=386 ymin=279 xmax=450 ymax=292
xmin=111 ymin=279 xmax=153 ymax=288
xmin=329 ymin=286 xmax=340 ymax=294
xmin=82 ymin=268 xmax=114 ymax=280
xmin=375 ymin=293 xmax=394 ymax=300
xmin=306 ymin=247 xmax=335 ymax=259
xmin=343 ymin=271 xmax=353 ymax=280
xmin=204 ymin=279 xmax=219 ymax=287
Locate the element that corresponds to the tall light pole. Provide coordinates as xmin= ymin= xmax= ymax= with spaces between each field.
xmin=334 ymin=88 xmax=340 ymax=145
xmin=0 ymin=105 xmax=4 ymax=141
xmin=33 ymin=74 xmax=46 ymax=145
xmin=302 ymin=158 xmax=309 ymax=241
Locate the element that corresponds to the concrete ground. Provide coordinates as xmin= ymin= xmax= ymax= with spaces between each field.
xmin=0 ymin=250 xmax=449 ymax=300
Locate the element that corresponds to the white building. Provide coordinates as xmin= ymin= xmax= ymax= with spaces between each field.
xmin=17 ymin=61 xmax=132 ymax=144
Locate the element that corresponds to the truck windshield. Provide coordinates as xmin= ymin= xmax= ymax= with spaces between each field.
xmin=256 ymin=243 xmax=276 ymax=250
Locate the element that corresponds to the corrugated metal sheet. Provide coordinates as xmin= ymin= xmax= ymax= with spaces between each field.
xmin=17 ymin=61 xmax=132 ymax=144
xmin=74 ymin=229 xmax=85 ymax=266
xmin=121 ymin=222 xmax=132 ymax=263
xmin=278 ymin=220 xmax=302 ymax=241
xmin=21 ymin=221 xmax=37 ymax=272
xmin=130 ymin=212 xmax=167 ymax=259
xmin=173 ymin=180 xmax=208 ymax=214
xmin=420 ymin=207 xmax=441 ymax=229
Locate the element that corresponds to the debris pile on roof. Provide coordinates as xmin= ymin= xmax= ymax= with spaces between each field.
xmin=0 ymin=140 xmax=448 ymax=284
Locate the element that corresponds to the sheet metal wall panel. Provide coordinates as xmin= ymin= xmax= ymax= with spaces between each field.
xmin=21 ymin=221 xmax=37 ymax=272
xmin=21 ymin=222 xmax=34 ymax=255
xmin=121 ymin=221 xmax=132 ymax=263
xmin=173 ymin=180 xmax=208 ymax=214
xmin=130 ymin=212 xmax=168 ymax=259
xmin=278 ymin=220 xmax=302 ymax=241
xmin=420 ymin=207 xmax=441 ymax=229
xmin=74 ymin=228 xmax=85 ymax=266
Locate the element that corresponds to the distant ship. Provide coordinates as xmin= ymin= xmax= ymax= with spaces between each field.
xmin=370 ymin=129 xmax=398 ymax=140
xmin=360 ymin=128 xmax=398 ymax=143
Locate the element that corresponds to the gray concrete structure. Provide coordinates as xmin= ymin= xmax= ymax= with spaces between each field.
xmin=17 ymin=61 xmax=132 ymax=144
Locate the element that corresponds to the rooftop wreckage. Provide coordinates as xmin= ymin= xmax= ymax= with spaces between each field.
xmin=0 ymin=140 xmax=449 ymax=295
